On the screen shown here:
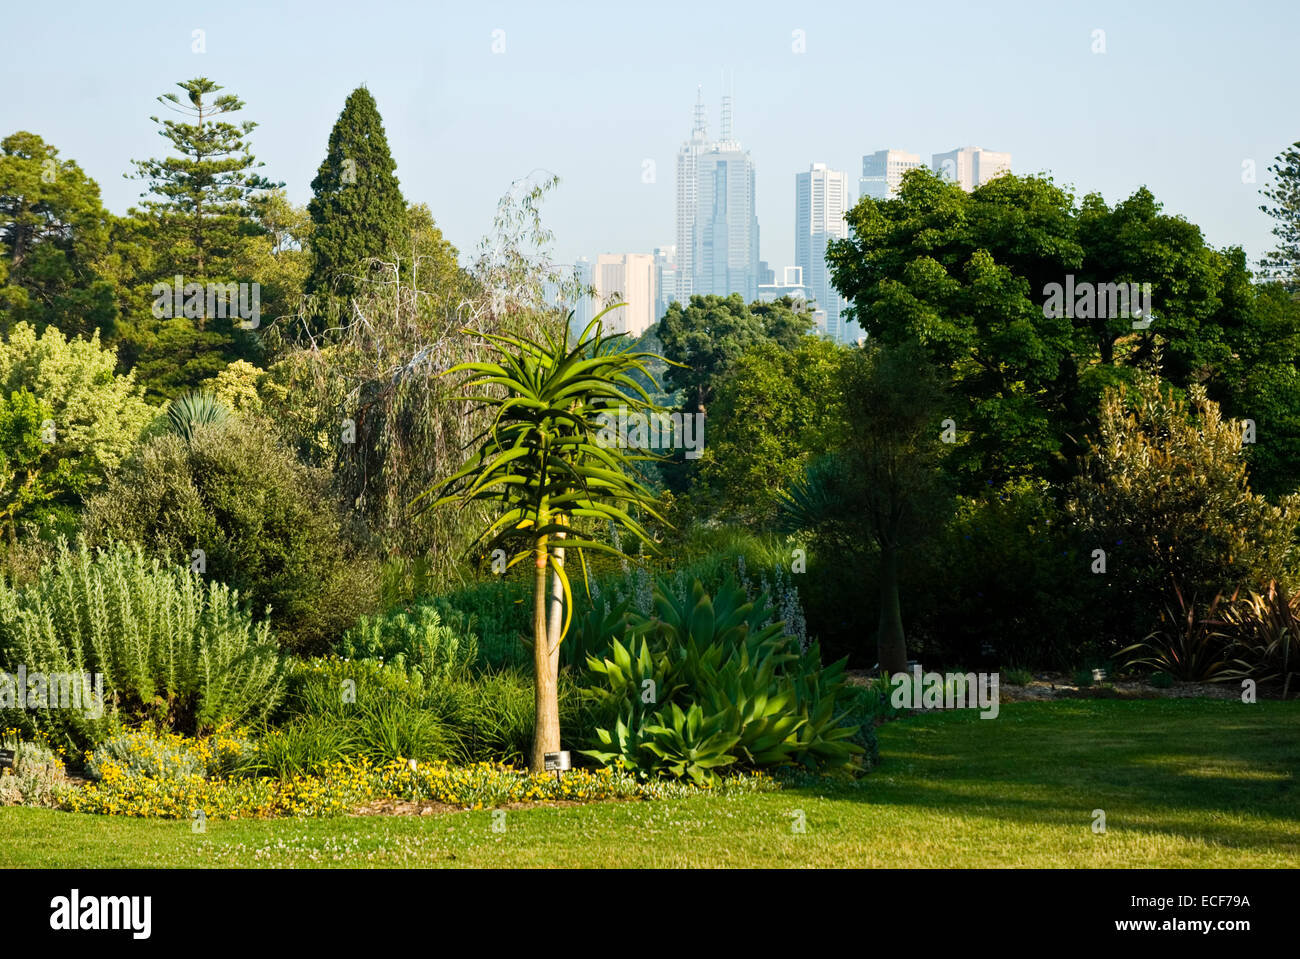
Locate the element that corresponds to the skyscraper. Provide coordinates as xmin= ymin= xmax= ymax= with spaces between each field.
xmin=931 ymin=146 xmax=1012 ymax=191
xmin=674 ymin=88 xmax=710 ymax=304
xmin=796 ymin=163 xmax=849 ymax=342
xmin=652 ymin=245 xmax=676 ymax=321
xmin=859 ymin=149 xmax=924 ymax=200
xmin=590 ymin=253 xmax=656 ymax=337
xmin=675 ymin=89 xmax=761 ymax=303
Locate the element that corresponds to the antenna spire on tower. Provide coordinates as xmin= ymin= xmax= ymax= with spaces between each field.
xmin=693 ymin=85 xmax=707 ymax=136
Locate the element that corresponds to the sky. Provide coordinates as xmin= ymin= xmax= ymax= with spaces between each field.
xmin=2 ymin=0 xmax=1296 ymax=274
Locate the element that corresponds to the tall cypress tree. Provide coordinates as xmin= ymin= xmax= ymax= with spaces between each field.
xmin=306 ymin=87 xmax=406 ymax=306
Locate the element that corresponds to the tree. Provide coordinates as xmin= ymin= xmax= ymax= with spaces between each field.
xmin=826 ymin=168 xmax=1245 ymax=492
xmin=693 ymin=336 xmax=844 ymax=522
xmin=657 ymin=293 xmax=812 ymax=417
xmin=0 ymin=132 xmax=116 ymax=338
xmin=781 ymin=341 xmax=953 ymax=674
xmin=423 ymin=311 xmax=665 ymax=772
xmin=0 ymin=322 xmax=154 ymax=542
xmin=306 ymin=86 xmax=407 ymax=311
xmin=129 ymin=77 xmax=280 ymax=277
xmin=1259 ymin=140 xmax=1300 ymax=289
xmin=1068 ymin=371 xmax=1299 ymax=637
xmin=122 ymin=78 xmax=278 ymax=398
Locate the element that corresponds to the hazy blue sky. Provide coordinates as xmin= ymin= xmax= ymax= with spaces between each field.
xmin=2 ymin=0 xmax=1296 ymax=274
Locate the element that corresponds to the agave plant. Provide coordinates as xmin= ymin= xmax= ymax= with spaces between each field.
xmin=580 ymin=578 xmax=863 ymax=781
xmin=1118 ymin=582 xmax=1234 ymax=682
xmin=166 ymin=390 xmax=232 ymax=443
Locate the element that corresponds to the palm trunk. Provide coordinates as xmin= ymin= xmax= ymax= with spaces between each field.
xmin=530 ymin=531 xmax=561 ymax=773
xmin=876 ymin=542 xmax=907 ymax=676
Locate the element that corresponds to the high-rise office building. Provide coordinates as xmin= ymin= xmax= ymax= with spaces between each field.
xmin=796 ymin=163 xmax=850 ymax=342
xmin=859 ymin=149 xmax=924 ymax=200
xmin=675 ymin=89 xmax=761 ymax=303
xmin=931 ymin=146 xmax=1012 ymax=191
xmin=674 ymin=88 xmax=710 ymax=305
xmin=591 ymin=253 xmax=656 ymax=337
xmin=652 ymin=246 xmax=676 ymax=322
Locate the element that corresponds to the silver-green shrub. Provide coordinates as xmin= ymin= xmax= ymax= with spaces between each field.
xmin=0 ymin=541 xmax=284 ymax=748
xmin=0 ymin=737 xmax=65 ymax=807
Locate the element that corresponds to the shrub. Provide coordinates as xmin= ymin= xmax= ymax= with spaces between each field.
xmin=908 ymin=480 xmax=1094 ymax=669
xmin=0 ymin=735 xmax=64 ymax=807
xmin=0 ymin=322 xmax=154 ymax=542
xmin=84 ymin=729 xmax=257 ymax=781
xmin=82 ymin=418 xmax=379 ymax=654
xmin=1069 ymin=374 xmax=1300 ymax=645
xmin=582 ymin=578 xmax=862 ymax=784
xmin=0 ymin=541 xmax=284 ymax=749
xmin=338 ymin=604 xmax=477 ymax=682
xmin=1118 ymin=585 xmax=1236 ymax=683
xmin=1218 ymin=581 xmax=1300 ymax=698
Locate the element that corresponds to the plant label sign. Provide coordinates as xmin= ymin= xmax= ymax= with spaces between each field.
xmin=543 ymin=751 xmax=571 ymax=772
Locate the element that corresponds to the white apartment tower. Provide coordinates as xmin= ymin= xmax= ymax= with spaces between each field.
xmin=931 ymin=146 xmax=1012 ymax=191
xmin=796 ymin=163 xmax=850 ymax=342
xmin=859 ymin=149 xmax=924 ymax=200
xmin=591 ymin=253 xmax=657 ymax=337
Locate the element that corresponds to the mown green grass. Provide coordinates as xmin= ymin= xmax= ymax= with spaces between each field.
xmin=2 ymin=698 xmax=1296 ymax=868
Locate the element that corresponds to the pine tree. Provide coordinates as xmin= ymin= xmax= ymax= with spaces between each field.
xmin=306 ymin=87 xmax=407 ymax=306
xmin=123 ymin=78 xmax=277 ymax=399
xmin=1260 ymin=141 xmax=1300 ymax=290
xmin=129 ymin=77 xmax=280 ymax=278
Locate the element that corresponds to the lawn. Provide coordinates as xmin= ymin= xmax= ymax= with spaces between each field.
xmin=2 ymin=698 xmax=1297 ymax=868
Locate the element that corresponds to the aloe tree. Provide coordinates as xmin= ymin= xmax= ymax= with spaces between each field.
xmin=420 ymin=306 xmax=666 ymax=771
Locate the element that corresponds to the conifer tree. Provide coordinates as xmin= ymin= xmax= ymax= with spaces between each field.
xmin=1260 ymin=141 xmax=1300 ymax=290
xmin=306 ymin=86 xmax=406 ymax=306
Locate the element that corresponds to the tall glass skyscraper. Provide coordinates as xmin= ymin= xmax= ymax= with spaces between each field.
xmin=796 ymin=163 xmax=849 ymax=342
xmin=675 ymin=90 xmax=761 ymax=303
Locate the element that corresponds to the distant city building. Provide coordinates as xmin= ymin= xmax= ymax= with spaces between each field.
xmin=653 ymin=245 xmax=676 ymax=322
xmin=758 ymin=264 xmax=811 ymax=305
xmin=675 ymin=88 xmax=761 ymax=303
xmin=859 ymin=149 xmax=924 ymax=200
xmin=572 ymin=256 xmax=593 ymax=332
xmin=674 ymin=88 xmax=711 ymax=305
xmin=931 ymin=146 xmax=1012 ymax=191
xmin=758 ymin=260 xmax=775 ymax=286
xmin=591 ymin=253 xmax=656 ymax=337
xmin=796 ymin=163 xmax=850 ymax=342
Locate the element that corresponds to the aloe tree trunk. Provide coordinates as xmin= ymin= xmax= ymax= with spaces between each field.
xmin=531 ymin=528 xmax=562 ymax=773
xmin=876 ymin=542 xmax=907 ymax=676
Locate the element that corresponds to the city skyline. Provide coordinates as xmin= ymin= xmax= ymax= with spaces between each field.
xmin=2 ymin=1 xmax=1293 ymax=285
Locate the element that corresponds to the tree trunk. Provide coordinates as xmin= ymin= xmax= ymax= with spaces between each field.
xmin=876 ymin=543 xmax=908 ymax=676
xmin=530 ymin=532 xmax=561 ymax=773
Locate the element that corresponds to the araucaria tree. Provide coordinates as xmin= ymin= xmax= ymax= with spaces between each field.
xmin=306 ymin=87 xmax=407 ymax=310
xmin=422 ymin=310 xmax=665 ymax=772
xmin=129 ymin=77 xmax=280 ymax=278
xmin=1260 ymin=140 xmax=1300 ymax=289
